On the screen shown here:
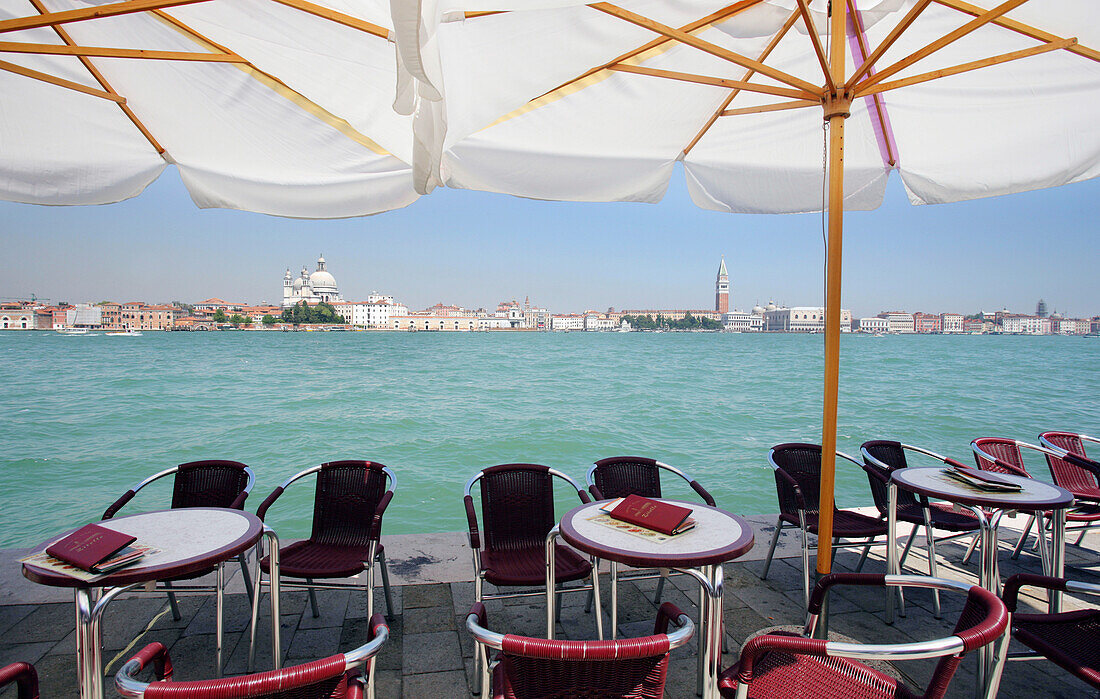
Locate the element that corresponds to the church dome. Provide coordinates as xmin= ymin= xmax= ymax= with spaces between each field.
xmin=310 ymin=270 xmax=337 ymax=289
xmin=765 ymin=301 xmax=778 ymax=311
xmin=752 ymin=305 xmax=765 ymax=315
xmin=293 ymin=277 xmax=304 ymax=290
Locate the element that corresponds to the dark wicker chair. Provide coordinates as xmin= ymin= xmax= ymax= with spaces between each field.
xmin=102 ymin=459 xmax=255 ymax=674
xmin=250 ymin=461 xmax=395 ymax=687
xmin=969 ymin=437 xmax=1100 ymax=571
xmin=718 ymin=574 xmax=1009 ymax=699
xmin=465 ymin=601 xmax=694 ymax=699
xmin=860 ymin=440 xmax=981 ymax=618
xmin=1039 ymin=431 xmax=1100 ymax=543
xmin=1001 ymin=573 xmax=1100 ymax=691
xmin=761 ymin=444 xmax=889 ymax=607
xmin=584 ymin=456 xmax=716 ymax=625
xmin=0 ymin=662 xmax=38 ymax=699
xmin=464 ymin=464 xmax=600 ymax=694
xmin=115 ymin=614 xmax=388 ymax=698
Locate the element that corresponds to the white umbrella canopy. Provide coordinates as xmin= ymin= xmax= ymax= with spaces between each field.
xmin=0 ymin=0 xmax=419 ymax=217
xmin=392 ymin=0 xmax=1100 ymax=578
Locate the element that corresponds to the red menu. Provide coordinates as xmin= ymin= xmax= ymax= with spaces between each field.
xmin=45 ymin=523 xmax=137 ymax=572
xmin=609 ymin=494 xmax=693 ymax=536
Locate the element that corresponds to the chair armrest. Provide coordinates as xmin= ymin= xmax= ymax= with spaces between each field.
xmin=0 ymin=662 xmax=38 ymax=699
xmin=229 ymin=489 xmax=250 ymax=511
xmin=861 ymin=463 xmax=890 ymax=484
xmin=120 ymin=642 xmax=174 ymax=685
xmin=370 ymin=491 xmax=393 ymax=541
xmin=772 ymin=467 xmax=805 ymax=512
xmin=469 ymin=602 xmax=488 ymax=629
xmin=653 ymin=602 xmax=687 ymax=635
xmin=102 ymin=490 xmax=137 ymax=520
xmin=256 ymin=486 xmax=285 ymax=522
xmin=689 ymin=480 xmax=716 ymax=507
xmin=1065 ymin=452 xmax=1100 ymax=479
xmin=464 ymin=495 xmax=481 ymax=550
xmin=577 ymin=488 xmax=592 ymax=504
xmin=589 ymin=484 xmax=605 ymax=501
xmin=347 ymin=677 xmax=365 ymax=699
xmin=999 ymin=573 xmax=1100 ymax=613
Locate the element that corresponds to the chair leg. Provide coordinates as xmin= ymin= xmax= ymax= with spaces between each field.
xmin=555 ymin=588 xmax=563 ymax=623
xmin=962 ymin=532 xmax=980 ymax=564
xmin=306 ymin=578 xmax=320 ymax=619
xmin=584 ymin=587 xmax=594 ymax=613
xmin=365 ymin=566 xmax=376 ymax=699
xmin=238 ymin=553 xmax=254 ymax=605
xmin=473 ymin=575 xmax=483 ymax=696
xmin=247 ymin=550 xmax=263 ymax=674
xmin=377 ymin=551 xmax=395 ymax=621
xmin=801 ymin=525 xmax=810 ymax=610
xmin=855 ymin=538 xmax=873 ymax=572
xmin=761 ymin=518 xmax=783 ymax=580
xmin=898 ymin=526 xmax=918 ymax=570
xmin=1010 ymin=514 xmax=1036 ymax=561
xmin=163 ymin=581 xmax=182 ymax=621
xmin=653 ymin=571 xmax=666 ymax=605
xmin=590 ymin=557 xmax=604 ymax=640
xmin=923 ymin=509 xmax=942 ymax=620
xmin=215 ymin=562 xmax=225 ymax=678
xmin=1075 ymin=526 xmax=1089 ymax=546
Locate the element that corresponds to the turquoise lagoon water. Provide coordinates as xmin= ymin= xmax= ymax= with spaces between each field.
xmin=1 ymin=331 xmax=1097 ymax=548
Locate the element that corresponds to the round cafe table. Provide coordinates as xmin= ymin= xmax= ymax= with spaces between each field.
xmin=885 ymin=468 xmax=1073 ymax=696
xmin=550 ymin=500 xmax=754 ymax=699
xmin=21 ymin=508 xmax=270 ymax=699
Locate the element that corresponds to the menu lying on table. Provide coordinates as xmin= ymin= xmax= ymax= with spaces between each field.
xmin=20 ymin=523 xmax=159 ymax=582
xmin=602 ymin=495 xmax=697 ymax=535
xmin=943 ymin=466 xmax=1023 ymax=492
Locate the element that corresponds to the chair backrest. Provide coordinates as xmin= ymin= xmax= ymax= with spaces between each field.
xmin=971 ymin=438 xmax=1031 ymax=477
xmin=769 ymin=443 xmax=825 ymax=517
xmin=1039 ymin=431 xmax=1100 ymax=494
xmin=477 ymin=464 xmax=559 ymax=552
xmin=924 ymin=585 xmax=1008 ymax=698
xmin=469 ymin=601 xmax=692 ymax=699
xmin=860 ymin=440 xmax=920 ymax=515
xmin=590 ymin=456 xmax=663 ymax=500
xmin=171 ymin=460 xmax=252 ymax=510
xmin=117 ymin=615 xmax=388 ymax=698
xmin=310 ymin=461 xmax=391 ymax=547
xmin=0 ymin=662 xmax=38 ymax=699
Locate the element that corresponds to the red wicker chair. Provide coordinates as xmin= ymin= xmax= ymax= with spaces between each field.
xmin=970 ymin=437 xmax=1100 ymax=572
xmin=115 ymin=614 xmax=388 ymax=698
xmin=466 ymin=601 xmax=694 ymax=699
xmin=250 ymin=461 xmax=395 ymax=678
xmin=0 ymin=662 xmax=38 ymax=699
xmin=718 ymin=574 xmax=1009 ymax=699
xmin=1001 ymin=573 xmax=1100 ymax=690
xmin=464 ymin=464 xmax=600 ymax=694
xmin=1039 ymin=431 xmax=1100 ymax=544
xmin=761 ymin=444 xmax=889 ymax=608
xmin=860 ymin=440 xmax=981 ymax=618
xmin=584 ymin=456 xmax=716 ymax=623
xmin=102 ymin=459 xmax=255 ymax=674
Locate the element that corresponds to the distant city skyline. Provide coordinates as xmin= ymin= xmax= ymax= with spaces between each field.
xmin=3 ymin=164 xmax=1099 ymax=320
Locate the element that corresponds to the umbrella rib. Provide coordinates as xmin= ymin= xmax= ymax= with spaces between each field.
xmin=847 ymin=0 xmax=897 ymax=168
xmin=0 ymin=42 xmax=244 ymax=62
xmin=151 ymin=9 xmax=391 ymax=156
xmin=590 ymin=3 xmax=822 ymax=96
xmin=794 ymin=0 xmax=834 ymax=93
xmin=0 ymin=58 xmax=124 ymax=102
xmin=721 ymin=99 xmax=818 ymax=116
xmin=268 ymin=0 xmax=390 ymax=40
xmin=0 ymin=0 xmax=211 ymax=34
xmin=609 ymin=64 xmax=817 ymax=100
xmin=24 ymin=0 xmax=166 ymax=154
xmin=845 ymin=0 xmax=931 ymax=90
xmin=681 ymin=8 xmax=801 ymax=158
xmin=856 ymin=37 xmax=1077 ymax=97
xmin=854 ymin=0 xmax=1030 ymax=92
xmin=933 ymin=0 xmax=1100 ymax=63
xmin=531 ymin=1 xmax=767 ymax=104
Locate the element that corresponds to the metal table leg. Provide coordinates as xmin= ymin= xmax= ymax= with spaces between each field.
xmin=680 ymin=566 xmax=722 ymax=699
xmin=1050 ymin=508 xmax=1066 ymax=613
xmin=886 ymin=483 xmax=898 ymax=624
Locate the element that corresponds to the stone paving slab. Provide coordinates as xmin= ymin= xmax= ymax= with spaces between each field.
xmin=2 ymin=515 xmax=1098 ymax=698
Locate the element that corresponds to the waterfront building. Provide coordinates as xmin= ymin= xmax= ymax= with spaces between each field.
xmin=913 ymin=312 xmax=942 ymax=334
xmin=64 ymin=303 xmax=103 ymax=329
xmin=877 ymin=311 xmax=915 ymax=333
xmin=551 ymin=314 xmax=584 ymax=331
xmin=963 ymin=317 xmax=984 ymax=333
xmin=478 ymin=316 xmax=512 ymax=330
xmin=1036 ymin=299 xmax=1048 ymax=318
xmin=391 ymin=313 xmax=478 ymax=331
xmin=424 ymin=302 xmax=476 ymax=317
xmin=195 ymin=298 xmax=247 ymax=313
xmin=333 ymin=300 xmax=407 ymax=328
xmin=1001 ymin=314 xmax=1051 ymax=334
xmin=1051 ymin=316 xmax=1089 ymax=335
xmin=858 ymin=317 xmax=888 ymax=333
xmin=1092 ymin=317 xmax=1100 ymax=334
xmin=0 ymin=303 xmax=36 ymax=330
xmin=715 ymin=257 xmax=729 ymax=314
xmin=617 ymin=309 xmax=721 ymax=322
xmin=765 ymin=306 xmax=852 ymax=332
xmin=941 ymin=313 xmax=964 ymax=333
xmin=525 ymin=301 xmax=550 ymax=331
xmin=282 ymin=255 xmax=344 ymax=308
xmin=495 ymin=300 xmax=527 ymax=328
xmin=721 ymin=310 xmax=763 ymax=332
xmin=583 ymin=311 xmax=617 ymax=331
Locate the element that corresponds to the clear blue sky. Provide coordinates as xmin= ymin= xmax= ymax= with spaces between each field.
xmin=2 ymin=165 xmax=1097 ymax=319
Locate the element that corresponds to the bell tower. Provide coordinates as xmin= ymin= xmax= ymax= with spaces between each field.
xmin=283 ymin=268 xmax=293 ymax=305
xmin=715 ymin=257 xmax=729 ymax=314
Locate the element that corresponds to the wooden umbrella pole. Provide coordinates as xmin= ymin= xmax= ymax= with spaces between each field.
xmin=818 ymin=0 xmax=850 ymax=580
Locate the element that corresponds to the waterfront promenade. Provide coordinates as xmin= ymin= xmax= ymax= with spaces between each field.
xmin=2 ymin=512 xmax=1096 ymax=698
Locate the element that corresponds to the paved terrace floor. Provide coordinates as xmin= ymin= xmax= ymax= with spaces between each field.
xmin=2 ymin=512 xmax=1098 ymax=698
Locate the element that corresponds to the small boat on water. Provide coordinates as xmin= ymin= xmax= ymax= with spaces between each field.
xmin=56 ymin=327 xmax=89 ymax=335
xmin=106 ymin=329 xmax=143 ymax=337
